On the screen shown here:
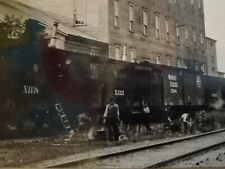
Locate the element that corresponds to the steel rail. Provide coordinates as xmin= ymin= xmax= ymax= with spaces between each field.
xmin=145 ymin=140 xmax=225 ymax=168
xmin=46 ymin=129 xmax=225 ymax=168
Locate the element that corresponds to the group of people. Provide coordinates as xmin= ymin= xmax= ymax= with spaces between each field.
xmin=103 ymin=98 xmax=151 ymax=142
xmin=103 ymin=98 xmax=207 ymax=142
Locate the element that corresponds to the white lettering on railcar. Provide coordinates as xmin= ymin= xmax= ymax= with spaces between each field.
xmin=114 ymin=90 xmax=124 ymax=96
xmin=168 ymin=74 xmax=178 ymax=94
xmin=170 ymin=82 xmax=178 ymax=88
xmin=23 ymin=85 xmax=39 ymax=95
xmin=168 ymin=74 xmax=177 ymax=81
xmin=170 ymin=89 xmax=177 ymax=94
xmin=196 ymin=76 xmax=201 ymax=88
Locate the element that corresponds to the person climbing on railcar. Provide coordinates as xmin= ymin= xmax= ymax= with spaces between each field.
xmin=103 ymin=98 xmax=120 ymax=142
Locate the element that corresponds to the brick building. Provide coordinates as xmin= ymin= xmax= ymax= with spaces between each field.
xmin=5 ymin=0 xmax=219 ymax=75
xmin=205 ymin=37 xmax=217 ymax=76
xmin=73 ymin=0 xmax=208 ymax=72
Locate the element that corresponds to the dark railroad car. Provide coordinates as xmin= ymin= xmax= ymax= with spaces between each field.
xmin=182 ymin=70 xmax=204 ymax=106
xmin=157 ymin=65 xmax=183 ymax=107
xmin=103 ymin=61 xmax=163 ymax=108
xmin=203 ymin=75 xmax=225 ymax=109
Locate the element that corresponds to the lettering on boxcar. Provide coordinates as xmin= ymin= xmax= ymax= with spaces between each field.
xmin=114 ymin=90 xmax=124 ymax=96
xmin=23 ymin=85 xmax=39 ymax=94
xmin=170 ymin=82 xmax=178 ymax=88
xmin=196 ymin=76 xmax=201 ymax=88
xmin=168 ymin=74 xmax=177 ymax=81
xmin=170 ymin=88 xmax=178 ymax=94
xmin=168 ymin=74 xmax=178 ymax=94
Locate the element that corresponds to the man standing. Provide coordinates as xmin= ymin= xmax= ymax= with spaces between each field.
xmin=181 ymin=113 xmax=192 ymax=134
xmin=103 ymin=98 xmax=120 ymax=142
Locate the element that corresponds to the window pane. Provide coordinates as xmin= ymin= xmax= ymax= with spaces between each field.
xmin=143 ymin=10 xmax=148 ymax=25
xmin=115 ymin=46 xmax=121 ymax=60
xmin=129 ymin=4 xmax=134 ymax=21
xmin=114 ymin=0 xmax=119 ymax=16
xmin=130 ymin=49 xmax=136 ymax=62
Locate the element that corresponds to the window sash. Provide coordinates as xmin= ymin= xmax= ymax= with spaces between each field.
xmin=129 ymin=4 xmax=134 ymax=21
xmin=143 ymin=9 xmax=148 ymax=26
xmin=115 ymin=46 xmax=121 ymax=60
xmin=114 ymin=0 xmax=119 ymax=16
xmin=200 ymin=33 xmax=204 ymax=44
xmin=155 ymin=15 xmax=159 ymax=29
xmin=167 ymin=56 xmax=172 ymax=66
xmin=176 ymin=26 xmax=179 ymax=37
xmin=156 ymin=55 xmax=161 ymax=64
xmin=130 ymin=49 xmax=136 ymax=63
xmin=198 ymin=0 xmax=201 ymax=8
xmin=114 ymin=16 xmax=119 ymax=27
xmin=193 ymin=31 xmax=196 ymax=42
xmin=165 ymin=19 xmax=169 ymax=33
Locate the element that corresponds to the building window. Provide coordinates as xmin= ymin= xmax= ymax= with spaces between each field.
xmin=195 ymin=62 xmax=199 ymax=71
xmin=185 ymin=27 xmax=189 ymax=47
xmin=201 ymin=64 xmax=205 ymax=74
xmin=176 ymin=24 xmax=180 ymax=45
xmin=90 ymin=49 xmax=95 ymax=56
xmin=193 ymin=30 xmax=196 ymax=48
xmin=155 ymin=14 xmax=160 ymax=39
xmin=177 ymin=58 xmax=181 ymax=68
xmin=200 ymin=33 xmax=204 ymax=45
xmin=212 ymin=67 xmax=216 ymax=76
xmin=114 ymin=0 xmax=119 ymax=27
xmin=130 ymin=48 xmax=136 ymax=63
xmin=143 ymin=8 xmax=148 ymax=36
xmin=115 ymin=46 xmax=121 ymax=60
xmin=211 ymin=55 xmax=214 ymax=63
xmin=129 ymin=3 xmax=135 ymax=32
xmin=165 ymin=18 xmax=169 ymax=42
xmin=198 ymin=0 xmax=201 ymax=9
xmin=122 ymin=45 xmax=128 ymax=61
xmin=33 ymin=64 xmax=38 ymax=73
xmin=167 ymin=56 xmax=172 ymax=66
xmin=156 ymin=54 xmax=161 ymax=64
xmin=193 ymin=31 xmax=196 ymax=42
xmin=191 ymin=0 xmax=194 ymax=11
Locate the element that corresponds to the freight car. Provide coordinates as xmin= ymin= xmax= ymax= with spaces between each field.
xmin=1 ymin=19 xmax=225 ymax=133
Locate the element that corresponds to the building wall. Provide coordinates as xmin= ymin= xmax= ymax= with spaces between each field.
xmin=14 ymin=0 xmax=74 ymax=25
xmin=73 ymin=0 xmax=109 ymax=42
xmin=205 ymin=37 xmax=217 ymax=76
xmin=0 ymin=0 xmax=109 ymax=55
xmin=107 ymin=0 xmax=207 ymax=70
xmin=9 ymin=0 xmax=217 ymax=74
xmin=15 ymin=0 xmax=109 ymax=42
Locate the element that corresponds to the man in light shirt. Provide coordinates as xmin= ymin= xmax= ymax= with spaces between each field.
xmin=181 ymin=113 xmax=192 ymax=134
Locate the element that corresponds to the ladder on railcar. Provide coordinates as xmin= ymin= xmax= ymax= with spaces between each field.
xmin=55 ymin=103 xmax=74 ymax=142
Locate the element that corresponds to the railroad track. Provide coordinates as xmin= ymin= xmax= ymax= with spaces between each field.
xmin=45 ymin=129 xmax=225 ymax=168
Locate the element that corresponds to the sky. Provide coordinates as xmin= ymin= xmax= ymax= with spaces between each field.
xmin=204 ymin=0 xmax=225 ymax=72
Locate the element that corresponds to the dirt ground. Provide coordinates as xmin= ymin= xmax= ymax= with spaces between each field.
xmin=0 ymin=124 xmax=178 ymax=167
xmin=0 ymin=135 xmax=106 ymax=167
